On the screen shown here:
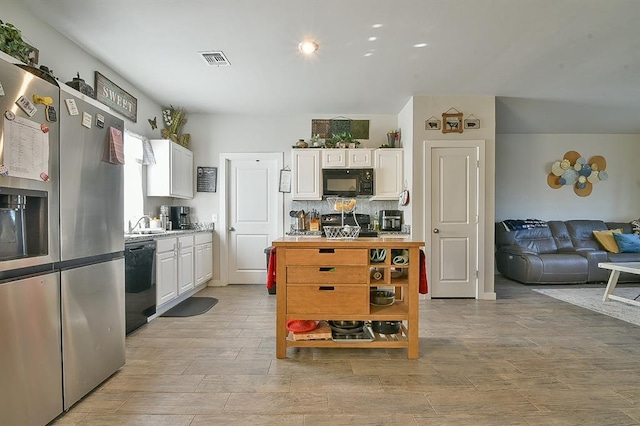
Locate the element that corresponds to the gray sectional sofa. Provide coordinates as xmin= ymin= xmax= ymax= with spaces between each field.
xmin=495 ymin=220 xmax=640 ymax=284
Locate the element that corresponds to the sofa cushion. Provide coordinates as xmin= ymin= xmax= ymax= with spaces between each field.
xmin=495 ymin=223 xmax=558 ymax=254
xmin=613 ymin=233 xmax=640 ymax=253
xmin=592 ymin=229 xmax=622 ymax=253
xmin=565 ymin=220 xmax=608 ymax=250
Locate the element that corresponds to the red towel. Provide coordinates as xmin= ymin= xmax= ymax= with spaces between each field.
xmin=267 ymin=247 xmax=276 ymax=289
xmin=419 ymin=249 xmax=428 ymax=294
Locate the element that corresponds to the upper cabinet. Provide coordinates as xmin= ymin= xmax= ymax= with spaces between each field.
xmin=292 ymin=149 xmax=322 ymax=200
xmin=322 ymin=149 xmax=373 ymax=168
xmin=372 ymin=148 xmax=403 ymax=200
xmin=147 ymin=139 xmax=194 ymax=199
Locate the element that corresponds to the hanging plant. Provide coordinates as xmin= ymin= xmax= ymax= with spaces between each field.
xmin=0 ymin=20 xmax=33 ymax=64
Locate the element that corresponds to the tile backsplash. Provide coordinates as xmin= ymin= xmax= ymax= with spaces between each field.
xmin=290 ymin=199 xmax=400 ymax=219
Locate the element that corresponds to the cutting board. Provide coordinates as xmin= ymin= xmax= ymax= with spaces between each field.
xmin=289 ymin=321 xmax=332 ymax=340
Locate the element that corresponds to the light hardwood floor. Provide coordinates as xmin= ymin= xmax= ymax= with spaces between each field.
xmin=52 ymin=277 xmax=640 ymax=426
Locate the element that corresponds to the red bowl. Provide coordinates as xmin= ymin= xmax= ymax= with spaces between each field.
xmin=286 ymin=320 xmax=318 ymax=333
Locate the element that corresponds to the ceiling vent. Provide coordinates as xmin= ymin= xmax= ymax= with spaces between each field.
xmin=199 ymin=51 xmax=230 ymax=67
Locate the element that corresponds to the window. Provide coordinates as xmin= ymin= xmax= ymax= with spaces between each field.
xmin=123 ymin=131 xmax=145 ymax=231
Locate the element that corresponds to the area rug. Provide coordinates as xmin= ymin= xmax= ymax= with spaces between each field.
xmin=532 ymin=287 xmax=640 ymax=327
xmin=161 ymin=297 xmax=218 ymax=317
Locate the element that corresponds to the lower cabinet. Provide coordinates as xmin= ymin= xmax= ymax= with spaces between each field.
xmin=177 ymin=235 xmax=195 ymax=295
xmin=156 ymin=238 xmax=178 ymax=307
xmin=195 ymin=233 xmax=213 ymax=286
xmin=156 ymin=232 xmax=212 ymax=308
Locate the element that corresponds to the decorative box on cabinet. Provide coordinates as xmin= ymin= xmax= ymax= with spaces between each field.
xmin=321 ymin=149 xmax=373 ymax=168
xmin=291 ymin=149 xmax=321 ymax=200
xmin=372 ymin=148 xmax=403 ymax=200
xmin=147 ymin=139 xmax=194 ymax=199
xmin=272 ymin=238 xmax=423 ymax=359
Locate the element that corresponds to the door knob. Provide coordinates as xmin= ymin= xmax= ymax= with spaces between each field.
xmin=228 ymin=226 xmax=235 ymax=232
xmin=433 ymin=228 xmax=440 ymax=233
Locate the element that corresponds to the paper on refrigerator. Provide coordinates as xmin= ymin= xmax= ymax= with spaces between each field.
xmin=3 ymin=115 xmax=49 ymax=181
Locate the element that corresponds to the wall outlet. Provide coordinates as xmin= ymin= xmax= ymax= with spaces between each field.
xmin=211 ymin=213 xmax=218 ymax=223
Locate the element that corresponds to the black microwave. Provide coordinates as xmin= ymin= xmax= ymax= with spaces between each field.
xmin=322 ymin=168 xmax=374 ymax=197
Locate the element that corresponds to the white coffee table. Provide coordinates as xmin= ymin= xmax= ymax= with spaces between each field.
xmin=598 ymin=262 xmax=640 ymax=307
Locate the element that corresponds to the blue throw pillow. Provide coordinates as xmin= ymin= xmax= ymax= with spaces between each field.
xmin=612 ymin=233 xmax=640 ymax=253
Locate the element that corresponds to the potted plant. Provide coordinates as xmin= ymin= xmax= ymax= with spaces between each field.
xmin=0 ymin=20 xmax=34 ymax=64
xmin=329 ymin=131 xmax=360 ymax=148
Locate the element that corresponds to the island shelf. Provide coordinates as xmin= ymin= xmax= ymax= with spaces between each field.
xmin=272 ymin=237 xmax=424 ymax=359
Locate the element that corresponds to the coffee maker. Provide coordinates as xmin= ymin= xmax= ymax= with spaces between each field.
xmin=170 ymin=206 xmax=191 ymax=230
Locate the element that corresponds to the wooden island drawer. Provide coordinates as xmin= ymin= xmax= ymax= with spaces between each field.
xmin=285 ymin=248 xmax=368 ymax=265
xmin=287 ymin=265 xmax=368 ymax=284
xmin=287 ymin=285 xmax=368 ymax=315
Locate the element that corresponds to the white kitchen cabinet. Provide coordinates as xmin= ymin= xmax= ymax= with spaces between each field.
xmin=156 ymin=237 xmax=178 ymax=306
xmin=195 ymin=233 xmax=213 ymax=286
xmin=177 ymin=235 xmax=195 ymax=295
xmin=321 ymin=149 xmax=373 ymax=168
xmin=147 ymin=139 xmax=194 ymax=199
xmin=155 ymin=234 xmax=196 ymax=306
xmin=372 ymin=148 xmax=403 ymax=200
xmin=347 ymin=148 xmax=373 ymax=167
xmin=322 ymin=149 xmax=346 ymax=167
xmin=291 ymin=149 xmax=321 ymax=200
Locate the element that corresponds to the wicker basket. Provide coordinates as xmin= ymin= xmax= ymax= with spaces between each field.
xmin=324 ymin=225 xmax=361 ymax=240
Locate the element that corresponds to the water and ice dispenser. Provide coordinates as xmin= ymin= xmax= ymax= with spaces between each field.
xmin=0 ymin=187 xmax=48 ymax=261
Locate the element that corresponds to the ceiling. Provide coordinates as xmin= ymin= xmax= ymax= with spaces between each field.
xmin=24 ymin=0 xmax=640 ymax=131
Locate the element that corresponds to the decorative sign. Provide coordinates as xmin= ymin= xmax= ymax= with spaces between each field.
xmin=279 ymin=168 xmax=291 ymax=193
xmin=442 ymin=108 xmax=463 ymax=134
xmin=94 ymin=71 xmax=138 ymax=122
xmin=425 ymin=116 xmax=441 ymax=130
xmin=311 ymin=118 xmax=370 ymax=139
xmin=464 ymin=114 xmax=480 ymax=129
xmin=197 ymin=166 xmax=218 ymax=192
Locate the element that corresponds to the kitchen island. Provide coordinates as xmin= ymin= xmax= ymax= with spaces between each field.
xmin=272 ymin=236 xmax=424 ymax=359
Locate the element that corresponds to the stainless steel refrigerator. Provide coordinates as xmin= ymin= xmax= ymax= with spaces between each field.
xmin=0 ymin=57 xmax=63 ymax=426
xmin=57 ymin=84 xmax=126 ymax=410
xmin=0 ymin=57 xmax=126 ymax=423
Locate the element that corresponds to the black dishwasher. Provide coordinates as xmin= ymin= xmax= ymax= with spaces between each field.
xmin=124 ymin=240 xmax=157 ymax=334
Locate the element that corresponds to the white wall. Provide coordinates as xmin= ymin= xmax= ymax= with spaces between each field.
xmin=409 ymin=95 xmax=496 ymax=298
xmin=496 ymin=134 xmax=640 ymax=221
xmin=2 ymin=2 xmax=163 ymax=138
xmin=185 ymin=113 xmax=397 ymax=284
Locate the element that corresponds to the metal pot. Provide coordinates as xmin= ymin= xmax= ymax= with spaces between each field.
xmin=329 ymin=320 xmax=363 ymax=329
xmin=371 ymin=321 xmax=401 ymax=334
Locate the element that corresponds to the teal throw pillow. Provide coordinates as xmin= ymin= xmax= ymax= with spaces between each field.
xmin=612 ymin=233 xmax=640 ymax=253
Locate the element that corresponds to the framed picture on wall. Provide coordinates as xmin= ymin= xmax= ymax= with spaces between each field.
xmin=464 ymin=116 xmax=480 ymax=129
xmin=442 ymin=110 xmax=463 ymax=134
xmin=425 ymin=116 xmax=441 ymax=130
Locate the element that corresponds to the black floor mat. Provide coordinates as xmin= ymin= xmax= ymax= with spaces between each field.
xmin=161 ymin=297 xmax=218 ymax=317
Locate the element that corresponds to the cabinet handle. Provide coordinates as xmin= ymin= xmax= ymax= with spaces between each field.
xmin=318 ymin=286 xmax=335 ymax=291
xmin=319 ymin=267 xmax=335 ymax=272
xmin=319 ymin=248 xmax=335 ymax=254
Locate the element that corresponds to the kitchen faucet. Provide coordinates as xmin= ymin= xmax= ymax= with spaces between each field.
xmin=128 ymin=215 xmax=152 ymax=233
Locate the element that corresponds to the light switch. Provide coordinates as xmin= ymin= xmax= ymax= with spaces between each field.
xmin=211 ymin=213 xmax=218 ymax=223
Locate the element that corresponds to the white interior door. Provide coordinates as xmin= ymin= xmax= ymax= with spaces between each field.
xmin=221 ymin=153 xmax=283 ymax=284
xmin=425 ymin=140 xmax=484 ymax=298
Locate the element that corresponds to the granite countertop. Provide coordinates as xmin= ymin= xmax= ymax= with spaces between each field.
xmin=125 ymin=228 xmax=214 ymax=243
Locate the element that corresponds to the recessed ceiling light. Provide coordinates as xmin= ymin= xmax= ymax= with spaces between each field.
xmin=368 ymin=36 xmax=377 ymax=42
xmin=413 ymin=43 xmax=428 ymax=48
xmin=372 ymin=24 xmax=383 ymax=28
xmin=298 ymin=40 xmax=319 ymax=54
xmin=364 ymin=52 xmax=373 ymax=57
